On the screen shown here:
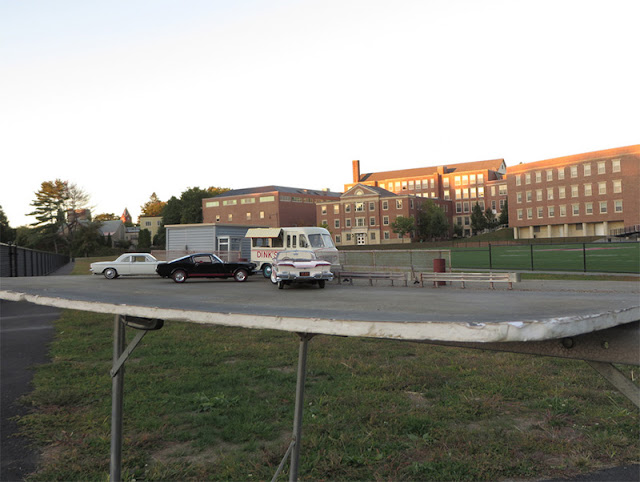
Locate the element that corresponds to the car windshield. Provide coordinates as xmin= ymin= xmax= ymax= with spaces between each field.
xmin=277 ymin=251 xmax=315 ymax=262
xmin=308 ymin=233 xmax=335 ymax=248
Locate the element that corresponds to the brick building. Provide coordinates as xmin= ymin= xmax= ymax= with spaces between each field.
xmin=317 ymin=184 xmax=452 ymax=246
xmin=507 ymin=145 xmax=640 ymax=239
xmin=346 ymin=159 xmax=508 ymax=237
xmin=202 ymin=186 xmax=341 ymax=227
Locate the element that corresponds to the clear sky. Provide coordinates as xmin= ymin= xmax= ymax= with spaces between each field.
xmin=2 ymin=0 xmax=638 ymax=227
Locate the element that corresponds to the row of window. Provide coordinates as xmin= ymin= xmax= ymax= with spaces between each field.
xmin=516 ymin=200 xmax=623 ymax=220
xmin=379 ymin=178 xmax=437 ymax=192
xmin=206 ymin=195 xmax=276 ymax=208
xmin=321 ymin=199 xmax=413 ymax=215
xmin=514 ymin=159 xmax=621 ymax=186
xmin=455 ymin=199 xmax=506 ymax=214
xmin=336 ymin=231 xmax=395 ymax=243
xmin=516 ymin=180 xmax=622 ymax=203
xmin=324 ymin=215 xmax=399 ymax=229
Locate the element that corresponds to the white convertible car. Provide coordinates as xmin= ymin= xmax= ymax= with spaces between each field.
xmin=90 ymin=253 xmax=160 ymax=279
xmin=270 ymin=250 xmax=334 ymax=289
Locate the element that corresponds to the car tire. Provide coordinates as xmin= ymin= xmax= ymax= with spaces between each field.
xmin=172 ymin=270 xmax=187 ymax=283
xmin=104 ymin=268 xmax=118 ymax=279
xmin=234 ymin=269 xmax=248 ymax=282
xmin=262 ymin=264 xmax=272 ymax=278
xmin=270 ymin=271 xmax=278 ymax=285
xmin=318 ymin=280 xmax=326 ymax=289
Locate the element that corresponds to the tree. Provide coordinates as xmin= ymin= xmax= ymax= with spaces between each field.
xmin=0 ymin=205 xmax=16 ymax=243
xmin=140 ymin=193 xmax=166 ymax=217
xmin=391 ymin=216 xmax=415 ymax=239
xmin=470 ymin=202 xmax=486 ymax=235
xmin=161 ymin=196 xmax=182 ymax=225
xmin=95 ymin=213 xmax=119 ymax=221
xmin=417 ymin=200 xmax=449 ymax=240
xmin=498 ymin=199 xmax=509 ymax=226
xmin=484 ymin=207 xmax=498 ymax=230
xmin=138 ymin=228 xmax=152 ymax=250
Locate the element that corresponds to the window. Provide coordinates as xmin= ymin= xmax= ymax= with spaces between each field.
xmin=321 ymin=206 xmax=327 ymax=215
xmin=370 ymin=216 xmax=376 ymax=226
xmin=535 ymin=171 xmax=542 ymax=183
xmin=335 ymin=235 xmax=341 ymax=244
xmin=559 ymin=205 xmax=566 ymax=217
xmin=443 ymin=177 xmax=450 ymax=188
xmin=206 ymin=201 xmax=219 ymax=207
xmin=227 ymin=214 xmax=233 ymax=221
xmin=559 ymin=186 xmax=566 ymax=199
xmin=557 ymin=168 xmax=565 ymax=180
xmin=356 ymin=217 xmax=365 ymax=227
xmin=355 ymin=202 xmax=364 ymax=212
xmin=455 ymin=188 xmax=462 ymax=199
xmin=396 ymin=199 xmax=403 ymax=209
xmin=572 ymin=204 xmax=580 ymax=216
xmin=527 ymin=208 xmax=533 ymax=219
xmin=478 ymin=187 xmax=484 ymax=197
xmin=598 ymin=182 xmax=607 ymax=195
xmin=369 ymin=202 xmax=375 ymax=211
xmin=408 ymin=180 xmax=414 ymax=190
xmin=585 ymin=202 xmax=593 ymax=215
xmin=345 ymin=204 xmax=351 ymax=213
xmin=546 ymin=170 xmax=553 ymax=181
xmin=615 ymin=200 xmax=623 ymax=213
xmin=370 ymin=232 xmax=376 ymax=240
xmin=456 ymin=202 xmax=462 ymax=213
xmin=241 ymin=197 xmax=256 ymax=204
xmin=536 ymin=190 xmax=542 ymax=202
xmin=260 ymin=211 xmax=265 ymax=219
xmin=525 ymin=173 xmax=531 ymax=184
xmin=383 ymin=216 xmax=389 ymax=225
xmin=462 ymin=189 xmax=469 ymax=199
xmin=401 ymin=181 xmax=407 ymax=190
xmin=246 ymin=212 xmax=251 ymax=220
xmin=548 ymin=206 xmax=555 ymax=217
xmin=454 ymin=176 xmax=461 ymax=186
xmin=383 ymin=231 xmax=390 ymax=240
xmin=584 ymin=184 xmax=592 ymax=196
xmin=395 ymin=182 xmax=401 ymax=191
xmin=462 ymin=175 xmax=468 ymax=185
xmin=470 ymin=187 xmax=477 ymax=198
xmin=345 ymin=219 xmax=352 ymax=227
xmin=612 ymin=159 xmax=621 ymax=172
xmin=571 ymin=185 xmax=579 ymax=198
xmin=570 ymin=166 xmax=578 ymax=178
xmin=463 ymin=202 xmax=470 ymax=213
xmin=470 ymin=174 xmax=476 ymax=185
xmin=333 ymin=205 xmax=340 ymax=214
xmin=613 ymin=180 xmax=622 ymax=193
xmin=515 ymin=175 xmax=521 ymax=186
xmin=598 ymin=161 xmax=606 ymax=174
xmin=334 ymin=219 xmax=340 ymax=228
xmin=430 ymin=179 xmax=435 ymax=188
xmin=547 ymin=188 xmax=554 ymax=200
xmin=537 ymin=207 xmax=543 ymax=218
xmin=517 ymin=192 xmax=522 ymax=203
xmin=382 ymin=201 xmax=389 ymax=210
xmin=583 ymin=163 xmax=591 ymax=176
xmin=259 ymin=196 xmax=275 ymax=202
xmin=499 ymin=185 xmax=508 ymax=196
xmin=444 ymin=189 xmax=450 ymax=200
xmin=599 ymin=201 xmax=607 ymax=214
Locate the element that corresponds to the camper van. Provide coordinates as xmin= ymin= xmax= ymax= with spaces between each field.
xmin=245 ymin=227 xmax=339 ymax=277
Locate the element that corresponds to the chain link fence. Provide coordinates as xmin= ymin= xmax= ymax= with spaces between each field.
xmin=0 ymin=243 xmax=70 ymax=277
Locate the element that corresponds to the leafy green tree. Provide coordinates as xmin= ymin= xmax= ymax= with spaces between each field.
xmin=498 ymin=199 xmax=509 ymax=226
xmin=417 ymin=200 xmax=449 ymax=240
xmin=484 ymin=207 xmax=498 ymax=230
xmin=0 ymin=205 xmax=16 ymax=243
xmin=138 ymin=228 xmax=152 ymax=251
xmin=71 ymin=220 xmax=105 ymax=257
xmin=470 ymin=202 xmax=486 ymax=235
xmin=391 ymin=216 xmax=415 ymax=239
xmin=180 ymin=187 xmax=210 ymax=224
xmin=161 ymin=196 xmax=182 ymax=225
xmin=95 ymin=213 xmax=118 ymax=221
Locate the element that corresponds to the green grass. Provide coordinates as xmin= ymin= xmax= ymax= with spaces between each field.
xmin=17 ymin=310 xmax=639 ymax=481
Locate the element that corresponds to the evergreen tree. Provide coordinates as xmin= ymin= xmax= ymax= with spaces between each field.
xmin=417 ymin=200 xmax=449 ymax=240
xmin=470 ymin=202 xmax=486 ymax=235
xmin=498 ymin=199 xmax=509 ymax=226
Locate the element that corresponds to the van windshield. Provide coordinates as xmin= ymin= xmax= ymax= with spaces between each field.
xmin=308 ymin=233 xmax=335 ymax=248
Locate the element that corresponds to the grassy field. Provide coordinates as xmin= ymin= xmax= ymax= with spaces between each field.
xmin=451 ymin=243 xmax=640 ymax=273
xmin=11 ymin=260 xmax=638 ymax=480
xmin=17 ymin=310 xmax=639 ymax=481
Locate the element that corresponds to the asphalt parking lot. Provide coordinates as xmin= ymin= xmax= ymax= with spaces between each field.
xmin=1 ymin=264 xmax=638 ymax=481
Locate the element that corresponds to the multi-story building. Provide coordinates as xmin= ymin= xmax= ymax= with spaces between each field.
xmin=317 ymin=184 xmax=452 ymax=246
xmin=346 ymin=159 xmax=507 ymax=236
xmin=507 ymin=145 xmax=639 ymax=239
xmin=139 ymin=216 xmax=163 ymax=239
xmin=202 ymin=186 xmax=341 ymax=227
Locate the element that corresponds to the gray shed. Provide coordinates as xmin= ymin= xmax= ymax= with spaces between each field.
xmin=164 ymin=224 xmax=256 ymax=262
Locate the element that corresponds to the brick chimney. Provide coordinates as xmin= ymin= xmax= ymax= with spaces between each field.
xmin=352 ymin=160 xmax=361 ymax=183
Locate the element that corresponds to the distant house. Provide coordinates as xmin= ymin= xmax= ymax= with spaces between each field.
xmin=99 ymin=220 xmax=125 ymax=246
xmin=139 ymin=216 xmax=163 ymax=239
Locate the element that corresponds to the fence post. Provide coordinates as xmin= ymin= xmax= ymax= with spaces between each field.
xmin=530 ymin=244 xmax=534 ymax=271
xmin=583 ymin=243 xmax=587 ymax=272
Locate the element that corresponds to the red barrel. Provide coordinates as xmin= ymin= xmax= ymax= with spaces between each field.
xmin=433 ymin=258 xmax=446 ymax=286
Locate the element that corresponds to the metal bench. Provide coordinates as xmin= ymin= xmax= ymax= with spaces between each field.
xmin=336 ymin=271 xmax=408 ymax=287
xmin=419 ymin=271 xmax=521 ymax=289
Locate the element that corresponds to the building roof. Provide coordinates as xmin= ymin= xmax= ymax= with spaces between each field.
xmin=506 ymin=145 xmax=640 ymax=173
xmin=214 ymin=185 xmax=342 ymax=198
xmin=358 ymin=158 xmax=505 ymax=182
xmin=344 ymin=184 xmax=398 ymax=197
xmin=99 ymin=220 xmax=124 ymax=235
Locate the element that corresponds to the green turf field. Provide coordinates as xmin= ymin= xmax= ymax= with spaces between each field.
xmin=451 ymin=242 xmax=640 ymax=273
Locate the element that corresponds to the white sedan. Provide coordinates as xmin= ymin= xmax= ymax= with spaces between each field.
xmin=270 ymin=250 xmax=334 ymax=289
xmin=90 ymin=253 xmax=160 ymax=279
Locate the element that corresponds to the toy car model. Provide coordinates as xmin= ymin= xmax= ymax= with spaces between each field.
xmin=90 ymin=253 xmax=160 ymax=279
xmin=156 ymin=253 xmax=257 ymax=283
xmin=270 ymin=250 xmax=334 ymax=289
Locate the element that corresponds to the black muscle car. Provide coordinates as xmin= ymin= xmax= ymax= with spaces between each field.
xmin=156 ymin=253 xmax=257 ymax=283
